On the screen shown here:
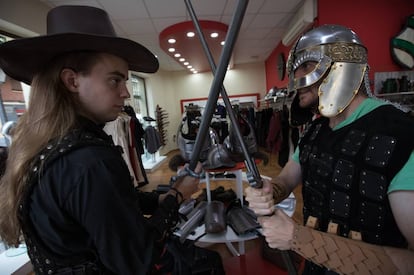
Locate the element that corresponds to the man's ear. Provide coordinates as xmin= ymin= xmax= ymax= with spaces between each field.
xmin=60 ymin=68 xmax=79 ymax=92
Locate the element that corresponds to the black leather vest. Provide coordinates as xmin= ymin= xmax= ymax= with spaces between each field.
xmin=18 ymin=129 xmax=117 ymax=275
xmin=299 ymin=105 xmax=414 ymax=248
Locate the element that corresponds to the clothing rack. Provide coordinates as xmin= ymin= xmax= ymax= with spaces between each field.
xmin=258 ymin=93 xmax=294 ymax=111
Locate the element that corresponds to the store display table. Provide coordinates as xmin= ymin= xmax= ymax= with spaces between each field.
xmin=176 ymin=162 xmax=296 ymax=256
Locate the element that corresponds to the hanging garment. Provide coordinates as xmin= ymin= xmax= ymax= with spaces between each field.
xmin=123 ymin=105 xmax=148 ymax=186
xmin=278 ymin=104 xmax=291 ymax=167
xmin=104 ymin=114 xmax=146 ymax=187
xmin=123 ymin=105 xmax=146 ymax=155
xmin=265 ymin=110 xmax=282 ymax=154
xmin=144 ymin=125 xmax=162 ymax=154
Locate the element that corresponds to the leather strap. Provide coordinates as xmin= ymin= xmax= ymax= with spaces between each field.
xmin=272 ymin=181 xmax=288 ymax=203
xmin=290 ymin=223 xmax=398 ymax=274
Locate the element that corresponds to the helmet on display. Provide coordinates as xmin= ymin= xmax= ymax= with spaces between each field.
xmin=287 ymin=24 xmax=369 ymax=117
xmin=177 ymin=110 xmax=211 ymax=162
xmin=203 ymin=129 xmax=236 ymax=169
xmin=224 ymin=115 xmax=257 ymax=158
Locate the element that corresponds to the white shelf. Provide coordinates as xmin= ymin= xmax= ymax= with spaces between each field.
xmin=0 ymin=244 xmax=31 ymax=275
xmin=376 ymin=91 xmax=414 ymax=97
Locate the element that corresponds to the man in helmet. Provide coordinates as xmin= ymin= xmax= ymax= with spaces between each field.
xmin=245 ymin=25 xmax=414 ymax=274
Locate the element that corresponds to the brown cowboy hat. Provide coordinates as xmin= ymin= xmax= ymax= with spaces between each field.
xmin=0 ymin=5 xmax=159 ymax=84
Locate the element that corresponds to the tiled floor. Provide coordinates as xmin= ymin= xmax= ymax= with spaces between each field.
xmin=143 ymin=149 xmax=304 ymax=274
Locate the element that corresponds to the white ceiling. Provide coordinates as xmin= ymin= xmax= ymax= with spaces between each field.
xmin=39 ymin=0 xmax=304 ymax=71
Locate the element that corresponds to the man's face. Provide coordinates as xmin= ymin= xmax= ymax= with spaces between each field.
xmin=74 ymin=53 xmax=130 ymax=124
xmin=293 ymin=61 xmax=320 ymax=109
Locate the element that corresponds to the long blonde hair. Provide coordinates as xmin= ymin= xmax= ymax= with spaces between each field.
xmin=0 ymin=52 xmax=101 ymax=246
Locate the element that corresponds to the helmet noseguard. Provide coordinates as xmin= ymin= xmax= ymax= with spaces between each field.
xmin=287 ymin=24 xmax=369 ymax=117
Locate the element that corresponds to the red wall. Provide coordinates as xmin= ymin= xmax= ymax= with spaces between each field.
xmin=265 ymin=0 xmax=414 ymax=92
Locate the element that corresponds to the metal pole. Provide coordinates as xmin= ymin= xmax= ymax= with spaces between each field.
xmin=184 ymin=0 xmax=262 ymax=188
xmin=184 ymin=1 xmax=297 ymax=274
xmin=187 ymin=0 xmax=248 ymax=173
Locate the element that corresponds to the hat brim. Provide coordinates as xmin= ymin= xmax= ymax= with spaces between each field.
xmin=0 ymin=33 xmax=159 ymax=84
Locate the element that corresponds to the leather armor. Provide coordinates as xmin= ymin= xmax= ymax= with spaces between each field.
xmin=18 ymin=129 xmax=117 ymax=275
xmin=299 ymin=105 xmax=414 ymax=248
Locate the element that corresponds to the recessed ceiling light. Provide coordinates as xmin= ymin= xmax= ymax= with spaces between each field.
xmin=160 ymin=20 xmax=229 ymax=72
xmin=183 ymin=62 xmax=189 ymax=65
xmin=220 ymin=41 xmax=225 ymax=46
xmin=192 ymin=71 xmax=198 ymax=74
xmin=187 ymin=65 xmax=192 ymax=69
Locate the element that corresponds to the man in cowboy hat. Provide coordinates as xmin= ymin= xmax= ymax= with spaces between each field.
xmin=0 ymin=5 xmax=223 ymax=275
xmin=245 ymin=25 xmax=414 ymax=274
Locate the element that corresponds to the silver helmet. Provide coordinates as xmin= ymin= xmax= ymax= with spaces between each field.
xmin=177 ymin=112 xmax=210 ymax=161
xmin=224 ymin=115 xmax=257 ymax=156
xmin=203 ymin=129 xmax=236 ymax=169
xmin=287 ymin=24 xmax=369 ymax=117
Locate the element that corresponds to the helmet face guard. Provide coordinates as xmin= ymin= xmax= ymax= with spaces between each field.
xmin=287 ymin=25 xmax=368 ymax=117
xmin=318 ymin=62 xmax=367 ymax=116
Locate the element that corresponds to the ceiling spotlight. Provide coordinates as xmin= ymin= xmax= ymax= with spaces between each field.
xmin=187 ymin=65 xmax=192 ymax=69
xmin=160 ymin=20 xmax=229 ymax=73
xmin=210 ymin=32 xmax=219 ymax=38
xmin=220 ymin=41 xmax=225 ymax=46
xmin=192 ymin=71 xmax=198 ymax=74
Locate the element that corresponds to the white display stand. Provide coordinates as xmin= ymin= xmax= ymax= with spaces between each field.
xmin=142 ymin=151 xmax=167 ymax=172
xmin=0 ymin=244 xmax=32 ymax=275
xmin=177 ymin=164 xmax=296 ymax=256
xmin=182 ymin=222 xmax=258 ymax=256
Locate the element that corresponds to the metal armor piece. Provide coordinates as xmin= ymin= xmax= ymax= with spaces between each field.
xmin=177 ymin=113 xmax=211 ymax=161
xmin=224 ymin=115 xmax=257 ymax=155
xmin=298 ymin=106 xmax=414 ymax=248
xmin=287 ymin=24 xmax=368 ymax=117
xmin=203 ymin=129 xmax=235 ymax=169
xmin=318 ymin=62 xmax=367 ymax=117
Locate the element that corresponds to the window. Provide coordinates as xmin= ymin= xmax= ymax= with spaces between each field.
xmin=129 ymin=74 xmax=148 ymax=116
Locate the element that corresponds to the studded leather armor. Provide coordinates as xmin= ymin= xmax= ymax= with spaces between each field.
xmin=18 ymin=129 xmax=116 ymax=275
xmin=299 ymin=105 xmax=414 ymax=248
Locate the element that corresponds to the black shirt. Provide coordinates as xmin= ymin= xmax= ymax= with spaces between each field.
xmin=27 ymin=119 xmax=175 ymax=274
